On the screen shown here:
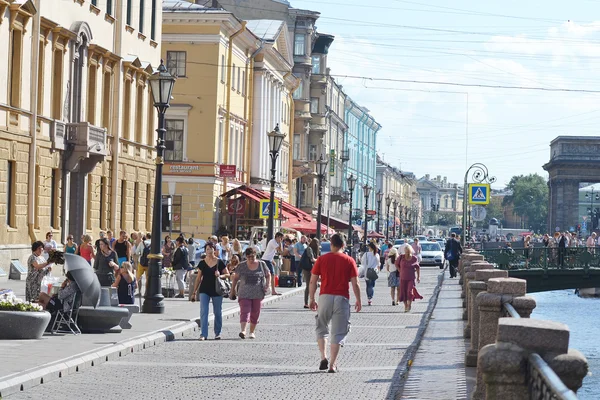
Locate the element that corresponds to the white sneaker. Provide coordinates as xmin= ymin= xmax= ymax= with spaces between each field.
xmin=249 ymin=332 xmax=256 ymax=339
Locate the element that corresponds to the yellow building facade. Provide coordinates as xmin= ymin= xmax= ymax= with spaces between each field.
xmin=0 ymin=0 xmax=161 ymax=270
xmin=161 ymin=3 xmax=296 ymax=239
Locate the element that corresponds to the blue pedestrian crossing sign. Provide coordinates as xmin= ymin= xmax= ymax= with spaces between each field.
xmin=259 ymin=199 xmax=280 ymax=219
xmin=468 ymin=183 xmax=490 ymax=205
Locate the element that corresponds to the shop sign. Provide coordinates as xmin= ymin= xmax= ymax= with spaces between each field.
xmin=329 ymin=150 xmax=335 ymax=176
xmin=219 ymin=165 xmax=237 ymax=178
xmin=228 ymin=199 xmax=246 ymax=216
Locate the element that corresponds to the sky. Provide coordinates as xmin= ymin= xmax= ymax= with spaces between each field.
xmin=290 ymin=0 xmax=600 ymax=188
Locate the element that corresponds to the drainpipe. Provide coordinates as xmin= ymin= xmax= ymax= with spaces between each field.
xmin=245 ymin=41 xmax=263 ymax=185
xmin=224 ymin=21 xmax=247 ymax=195
xmin=285 ymin=72 xmax=299 ymax=203
xmin=110 ymin=0 xmax=125 ymax=230
xmin=28 ymin=0 xmax=41 ymax=242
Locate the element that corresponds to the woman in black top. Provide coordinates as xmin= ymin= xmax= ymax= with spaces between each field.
xmin=190 ymin=242 xmax=230 ymax=340
xmin=94 ymin=238 xmax=119 ymax=286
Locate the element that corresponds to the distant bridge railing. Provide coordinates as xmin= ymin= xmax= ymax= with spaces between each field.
xmin=502 ymin=303 xmax=578 ymax=400
xmin=480 ymin=247 xmax=600 ymax=270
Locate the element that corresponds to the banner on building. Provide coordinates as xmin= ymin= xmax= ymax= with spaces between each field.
xmin=227 ymin=199 xmax=246 ymax=216
xmin=329 ymin=150 xmax=335 ymax=176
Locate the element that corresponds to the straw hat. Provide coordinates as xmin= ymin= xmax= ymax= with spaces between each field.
xmin=388 ymin=247 xmax=398 ymax=256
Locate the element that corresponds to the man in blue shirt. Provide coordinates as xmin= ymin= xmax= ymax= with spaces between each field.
xmin=293 ymin=236 xmax=307 ymax=287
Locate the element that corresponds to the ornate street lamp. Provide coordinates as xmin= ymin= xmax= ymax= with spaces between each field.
xmin=266 ymin=124 xmax=286 ymax=243
xmin=385 ymin=194 xmax=392 ymax=241
xmin=315 ymin=155 xmax=329 ymax=241
xmin=376 ymin=191 xmax=383 ymax=235
xmin=347 ymin=174 xmax=357 ymax=253
xmin=462 ymin=163 xmax=496 ymax=246
xmin=142 ymin=60 xmax=176 ymax=314
xmin=392 ymin=199 xmax=398 ymax=239
xmin=363 ymin=184 xmax=372 ymax=247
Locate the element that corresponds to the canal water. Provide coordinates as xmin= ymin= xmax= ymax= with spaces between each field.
xmin=530 ymin=290 xmax=599 ymax=399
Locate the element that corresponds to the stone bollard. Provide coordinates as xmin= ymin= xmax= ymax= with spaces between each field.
xmin=463 ymin=262 xmax=494 ymax=323
xmin=465 ymin=270 xmax=509 ymax=367
xmin=462 ymin=259 xmax=488 ymax=302
xmin=472 ymin=278 xmax=536 ymax=400
xmin=478 ymin=318 xmax=588 ymax=399
xmin=459 ymin=253 xmax=484 ymax=286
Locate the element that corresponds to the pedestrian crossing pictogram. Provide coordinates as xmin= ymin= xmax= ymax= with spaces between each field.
xmin=468 ymin=183 xmax=490 ymax=205
xmin=473 ymin=188 xmax=486 ymax=200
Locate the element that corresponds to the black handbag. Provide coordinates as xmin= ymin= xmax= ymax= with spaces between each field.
xmin=215 ymin=277 xmax=231 ymax=298
xmin=299 ymin=249 xmax=313 ymax=271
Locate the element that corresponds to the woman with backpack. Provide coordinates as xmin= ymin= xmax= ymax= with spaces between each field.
xmin=299 ymin=238 xmax=319 ymax=309
xmin=361 ymin=242 xmax=380 ymax=306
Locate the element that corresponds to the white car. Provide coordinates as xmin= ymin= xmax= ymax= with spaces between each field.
xmin=419 ymin=241 xmax=445 ymax=267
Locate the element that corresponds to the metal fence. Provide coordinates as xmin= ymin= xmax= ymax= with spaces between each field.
xmin=502 ymin=303 xmax=578 ymax=400
xmin=480 ymin=247 xmax=600 ymax=270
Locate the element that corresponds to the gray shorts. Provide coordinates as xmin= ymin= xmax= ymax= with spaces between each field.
xmin=315 ymin=294 xmax=351 ymax=345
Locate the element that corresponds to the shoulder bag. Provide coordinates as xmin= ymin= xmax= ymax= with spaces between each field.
xmin=214 ymin=261 xmax=231 ymax=298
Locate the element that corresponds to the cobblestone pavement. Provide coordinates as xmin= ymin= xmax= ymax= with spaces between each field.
xmin=400 ymin=274 xmax=476 ymax=399
xmin=6 ymin=268 xmax=444 ymax=400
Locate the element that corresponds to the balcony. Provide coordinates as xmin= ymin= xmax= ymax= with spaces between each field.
xmin=340 ymin=149 xmax=350 ymax=162
xmin=309 ymin=123 xmax=327 ymax=132
xmin=66 ymin=122 xmax=108 ymax=156
xmin=331 ymin=186 xmax=349 ymax=203
xmin=50 ymin=120 xmax=66 ymax=151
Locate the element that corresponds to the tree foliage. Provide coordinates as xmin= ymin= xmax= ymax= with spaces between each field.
xmin=482 ymin=198 xmax=504 ymax=226
xmin=504 ymin=173 xmax=548 ymax=232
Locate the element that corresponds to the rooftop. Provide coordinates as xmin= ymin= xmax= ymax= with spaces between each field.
xmin=246 ymin=20 xmax=283 ymax=41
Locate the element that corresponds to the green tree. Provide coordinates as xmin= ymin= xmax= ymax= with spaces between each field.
xmin=482 ymin=198 xmax=504 ymax=226
xmin=503 ymin=173 xmax=548 ymax=232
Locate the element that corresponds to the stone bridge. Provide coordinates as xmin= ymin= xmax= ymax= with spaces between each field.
xmin=459 ymin=250 xmax=589 ymax=399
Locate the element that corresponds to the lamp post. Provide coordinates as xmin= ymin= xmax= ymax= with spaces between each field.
xmin=266 ymin=124 xmax=286 ymax=243
xmin=142 ymin=60 xmax=176 ymax=314
xmin=347 ymin=174 xmax=357 ymax=252
xmin=385 ymin=194 xmax=392 ymax=240
xmin=362 ymin=184 xmax=372 ymax=247
xmin=392 ymin=199 xmax=398 ymax=240
xmin=315 ymin=155 xmax=329 ymax=241
xmin=586 ymin=189 xmax=600 ymax=232
xmin=462 ymin=163 xmax=496 ymax=246
xmin=376 ymin=191 xmax=383 ymax=235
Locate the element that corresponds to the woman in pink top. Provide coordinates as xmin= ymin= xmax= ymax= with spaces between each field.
xmin=79 ymin=234 xmax=95 ymax=264
xmin=395 ymin=245 xmax=420 ymax=313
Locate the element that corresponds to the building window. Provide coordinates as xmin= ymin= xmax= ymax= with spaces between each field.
xmin=101 ymin=71 xmax=112 ymax=131
xmin=133 ymin=182 xmax=139 ymax=229
xmin=242 ymin=66 xmax=247 ymax=95
xmin=293 ymin=80 xmax=303 ymax=100
xmin=100 ymin=177 xmax=106 ymax=229
xmin=293 ymin=134 xmax=300 ymax=159
xmin=217 ymin=119 xmax=224 ymax=163
xmin=122 ymin=80 xmax=132 ymax=140
xmin=162 ymin=195 xmax=182 ymax=233
xmin=107 ymin=0 xmax=113 ymax=15
xmin=135 ymin=84 xmax=144 ymax=143
xmin=232 ymin=63 xmax=236 ymax=90
xmin=51 ymin=169 xmax=59 ymax=229
xmin=294 ymin=34 xmax=305 ymax=56
xmin=92 ymin=0 xmax=97 ymax=5
xmin=311 ymin=55 xmax=321 ymax=74
xmin=165 ymin=119 xmax=184 ymax=161
xmin=87 ymin=65 xmax=97 ymax=124
xmin=37 ymin=44 xmax=45 ymax=115
xmin=237 ymin=67 xmax=241 ymax=92
xmin=9 ymin=29 xmax=23 ymax=108
xmin=146 ymin=184 xmax=152 ymax=231
xmin=126 ymin=0 xmax=132 ymax=25
xmin=146 ymin=87 xmax=154 ymax=145
xmin=139 ymin=0 xmax=145 ymax=32
xmin=166 ymin=51 xmax=186 ymax=77
xmin=121 ymin=180 xmax=127 ymax=229
xmin=310 ymin=97 xmax=319 ymax=114
xmin=221 ymin=55 xmax=226 ymax=82
xmin=6 ymin=161 xmax=15 ymax=227
xmin=150 ymin=0 xmax=156 ymax=40
xmin=308 ymin=144 xmax=317 ymax=161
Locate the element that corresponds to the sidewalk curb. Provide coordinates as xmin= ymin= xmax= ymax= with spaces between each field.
xmin=0 ymin=287 xmax=304 ymax=398
xmin=391 ymin=266 xmax=448 ymax=399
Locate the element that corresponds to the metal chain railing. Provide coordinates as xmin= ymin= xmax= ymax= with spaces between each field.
xmin=502 ymin=303 xmax=578 ymax=399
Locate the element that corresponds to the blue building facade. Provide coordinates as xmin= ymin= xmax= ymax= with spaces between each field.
xmin=344 ymin=97 xmax=381 ymax=232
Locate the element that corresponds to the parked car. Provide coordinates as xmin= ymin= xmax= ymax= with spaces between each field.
xmin=419 ymin=241 xmax=444 ymax=267
xmin=415 ymin=235 xmax=427 ymax=242
xmin=394 ymin=239 xmax=405 ymax=246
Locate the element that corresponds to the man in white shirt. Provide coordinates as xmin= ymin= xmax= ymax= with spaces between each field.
xmin=262 ymin=232 xmax=284 ymax=295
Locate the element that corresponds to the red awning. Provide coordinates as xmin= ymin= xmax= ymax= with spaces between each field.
xmin=282 ymin=219 xmax=335 ymax=235
xmin=367 ymin=231 xmax=385 ymax=238
xmin=319 ymin=214 xmax=350 ymax=230
xmin=237 ymin=189 xmax=263 ymax=203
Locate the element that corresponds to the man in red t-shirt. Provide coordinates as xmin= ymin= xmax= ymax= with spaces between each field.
xmin=309 ymin=233 xmax=361 ymax=373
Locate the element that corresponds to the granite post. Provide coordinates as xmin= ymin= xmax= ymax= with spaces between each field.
xmin=465 ymin=269 xmax=509 ymax=367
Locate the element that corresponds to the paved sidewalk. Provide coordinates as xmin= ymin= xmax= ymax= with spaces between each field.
xmin=399 ymin=272 xmax=476 ymax=399
xmin=3 ymin=267 xmax=446 ymax=399
xmin=0 ymin=278 xmax=302 ymax=398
